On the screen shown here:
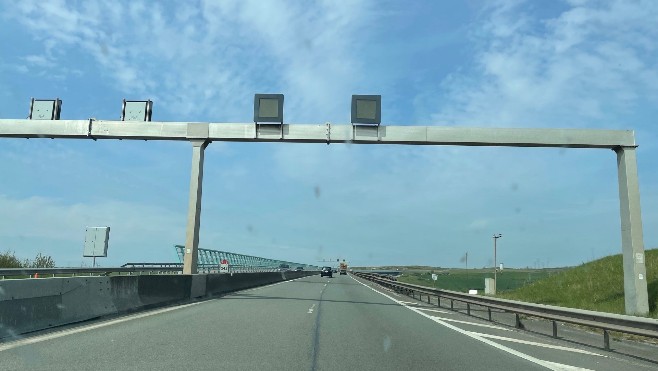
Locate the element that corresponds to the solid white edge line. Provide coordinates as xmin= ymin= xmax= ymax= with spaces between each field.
xmin=433 ymin=317 xmax=513 ymax=331
xmin=414 ymin=308 xmax=453 ymax=315
xmin=1 ymin=275 xmax=317 ymax=351
xmin=467 ymin=332 xmax=606 ymax=357
xmin=350 ymin=275 xmax=594 ymax=371
xmin=0 ymin=301 xmax=206 ymax=353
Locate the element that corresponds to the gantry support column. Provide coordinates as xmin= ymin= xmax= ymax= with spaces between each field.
xmin=616 ymin=146 xmax=649 ymax=315
xmin=183 ymin=139 xmax=210 ymax=274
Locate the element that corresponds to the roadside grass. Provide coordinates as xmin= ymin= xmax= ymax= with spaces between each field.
xmin=397 ymin=269 xmax=559 ymax=292
xmin=499 ymin=249 xmax=658 ymax=317
xmin=393 ymin=249 xmax=658 ymax=317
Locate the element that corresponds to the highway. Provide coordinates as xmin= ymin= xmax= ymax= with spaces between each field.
xmin=1 ymin=274 xmax=655 ymax=370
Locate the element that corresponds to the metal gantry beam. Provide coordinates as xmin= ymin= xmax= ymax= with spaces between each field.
xmin=0 ymin=120 xmax=636 ymax=148
xmin=0 ymin=119 xmax=648 ymax=314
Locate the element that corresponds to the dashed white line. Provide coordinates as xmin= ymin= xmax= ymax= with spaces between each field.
xmin=308 ymin=304 xmax=316 ymax=314
xmin=350 ymin=275 xmax=593 ymax=371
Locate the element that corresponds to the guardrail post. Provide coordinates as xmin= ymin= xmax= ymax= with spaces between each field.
xmin=427 ymin=295 xmax=430 ymax=304
xmin=603 ymin=330 xmax=610 ymax=350
xmin=515 ymin=313 xmax=522 ymax=329
xmin=552 ymin=321 xmax=558 ymax=338
xmin=487 ymin=307 xmax=492 ymax=322
xmin=450 ymin=299 xmax=454 ymax=310
xmin=437 ymin=296 xmax=441 ymax=307
xmin=466 ymin=303 xmax=470 ymax=316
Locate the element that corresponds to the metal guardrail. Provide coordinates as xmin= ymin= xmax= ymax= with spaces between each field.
xmin=354 ymin=272 xmax=658 ymax=350
xmin=0 ymin=265 xmax=182 ymax=279
xmin=0 ymin=262 xmax=318 ymax=279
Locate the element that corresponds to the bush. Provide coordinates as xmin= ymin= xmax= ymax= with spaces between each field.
xmin=0 ymin=250 xmax=56 ymax=268
xmin=0 ymin=250 xmax=23 ymax=268
xmin=30 ymin=253 xmax=56 ymax=268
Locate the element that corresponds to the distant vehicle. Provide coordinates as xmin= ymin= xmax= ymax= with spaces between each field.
xmin=332 ymin=268 xmax=337 ymax=273
xmin=279 ymin=263 xmax=290 ymax=271
xmin=321 ymin=266 xmax=333 ymax=277
xmin=295 ymin=266 xmax=304 ymax=271
xmin=339 ymin=262 xmax=348 ymax=275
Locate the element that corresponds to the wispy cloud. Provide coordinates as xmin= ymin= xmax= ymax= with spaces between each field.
xmin=431 ymin=0 xmax=658 ymax=128
xmin=1 ymin=1 xmax=656 ymax=268
xmin=5 ymin=0 xmax=375 ymax=122
xmin=0 ymin=195 xmax=184 ymax=266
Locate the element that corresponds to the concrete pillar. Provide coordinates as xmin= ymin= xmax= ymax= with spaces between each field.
xmin=615 ymin=146 xmax=649 ymax=315
xmin=484 ymin=278 xmax=495 ymax=295
xmin=183 ymin=140 xmax=210 ymax=275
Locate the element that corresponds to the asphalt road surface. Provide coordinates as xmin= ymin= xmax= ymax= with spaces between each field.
xmin=1 ymin=274 xmax=656 ymax=370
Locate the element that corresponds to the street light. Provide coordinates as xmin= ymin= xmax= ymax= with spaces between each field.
xmin=121 ymin=99 xmax=153 ymax=121
xmin=28 ymin=98 xmax=62 ymax=120
xmin=254 ymin=94 xmax=284 ymax=123
xmin=351 ymin=94 xmax=382 ymax=140
xmin=254 ymin=93 xmax=284 ymax=139
xmin=351 ymin=95 xmax=381 ymax=125
xmin=493 ymin=233 xmax=502 ymax=293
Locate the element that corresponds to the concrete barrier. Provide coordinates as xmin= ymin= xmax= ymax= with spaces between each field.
xmin=0 ymin=271 xmax=316 ymax=339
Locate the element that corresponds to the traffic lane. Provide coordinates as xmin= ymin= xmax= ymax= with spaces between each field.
xmin=0 ymin=275 xmax=326 ymax=371
xmin=359 ymin=277 xmax=656 ymax=371
xmin=314 ymin=274 xmax=546 ymax=371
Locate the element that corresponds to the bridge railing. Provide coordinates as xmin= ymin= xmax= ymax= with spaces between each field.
xmin=174 ymin=245 xmax=318 ymax=273
xmin=353 ymin=272 xmax=658 ymax=351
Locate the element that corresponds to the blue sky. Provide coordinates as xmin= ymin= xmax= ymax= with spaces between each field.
xmin=0 ymin=0 xmax=657 ymax=268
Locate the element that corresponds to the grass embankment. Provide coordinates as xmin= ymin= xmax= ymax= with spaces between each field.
xmin=398 ymin=269 xmax=559 ymax=292
xmin=499 ymin=249 xmax=658 ymax=317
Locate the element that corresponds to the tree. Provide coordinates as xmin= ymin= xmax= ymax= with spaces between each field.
xmin=30 ymin=253 xmax=56 ymax=268
xmin=0 ymin=250 xmax=23 ymax=268
xmin=0 ymin=250 xmax=56 ymax=268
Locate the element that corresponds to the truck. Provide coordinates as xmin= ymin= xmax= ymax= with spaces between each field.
xmin=339 ymin=262 xmax=348 ymax=275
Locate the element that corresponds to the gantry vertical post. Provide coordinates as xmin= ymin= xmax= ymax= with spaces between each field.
xmin=615 ymin=146 xmax=649 ymax=315
xmin=183 ymin=139 xmax=209 ymax=275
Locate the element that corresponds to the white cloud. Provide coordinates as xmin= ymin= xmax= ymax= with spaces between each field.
xmin=5 ymin=0 xmax=374 ymax=122
xmin=0 ymin=195 xmax=185 ymax=265
xmin=432 ymin=0 xmax=658 ymax=128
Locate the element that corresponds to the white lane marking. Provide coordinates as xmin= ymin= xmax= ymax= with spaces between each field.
xmin=0 ymin=301 xmax=206 ymax=353
xmin=308 ymin=304 xmax=316 ymax=314
xmin=238 ymin=275 xmax=313 ymax=293
xmin=414 ymin=308 xmax=452 ymax=315
xmin=324 ymin=284 xmax=327 ymax=287
xmin=431 ymin=317 xmax=512 ymax=331
xmin=468 ymin=332 xmax=606 ymax=357
xmin=350 ymin=275 xmax=593 ymax=371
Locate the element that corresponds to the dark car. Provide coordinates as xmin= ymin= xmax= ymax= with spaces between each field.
xmin=320 ymin=266 xmax=333 ymax=277
xmin=295 ymin=266 xmax=304 ymax=271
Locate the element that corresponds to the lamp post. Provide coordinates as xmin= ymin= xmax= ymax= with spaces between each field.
xmin=493 ymin=234 xmax=502 ymax=293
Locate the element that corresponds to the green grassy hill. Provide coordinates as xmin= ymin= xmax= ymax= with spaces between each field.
xmin=398 ymin=269 xmax=560 ymax=292
xmin=499 ymin=249 xmax=658 ymax=317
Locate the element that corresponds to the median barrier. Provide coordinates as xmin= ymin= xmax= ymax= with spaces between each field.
xmin=0 ymin=270 xmax=316 ymax=338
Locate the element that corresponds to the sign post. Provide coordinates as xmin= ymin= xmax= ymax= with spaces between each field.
xmin=431 ymin=273 xmax=438 ymax=288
